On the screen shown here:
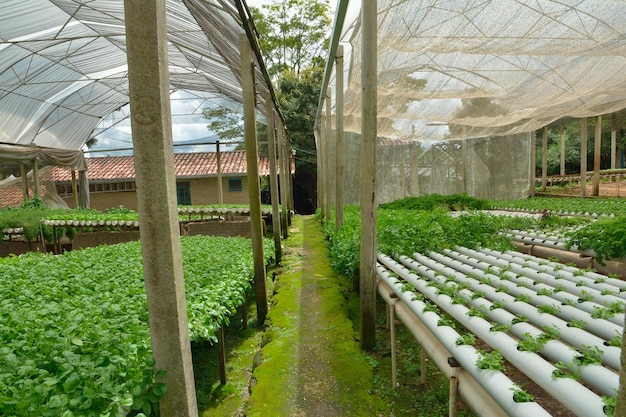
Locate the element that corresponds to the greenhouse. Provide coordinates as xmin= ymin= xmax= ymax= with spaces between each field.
xmin=2 ymin=0 xmax=626 ymax=416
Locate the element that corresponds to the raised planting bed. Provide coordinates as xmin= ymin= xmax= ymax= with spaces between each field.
xmin=0 ymin=235 xmax=273 ymax=416
xmin=376 ymin=247 xmax=622 ymax=417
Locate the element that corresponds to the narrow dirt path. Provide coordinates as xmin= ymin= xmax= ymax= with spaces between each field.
xmin=246 ymin=215 xmax=380 ymax=416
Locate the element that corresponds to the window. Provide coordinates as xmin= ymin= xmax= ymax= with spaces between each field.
xmin=176 ymin=182 xmax=191 ymax=205
xmin=228 ymin=178 xmax=243 ymax=192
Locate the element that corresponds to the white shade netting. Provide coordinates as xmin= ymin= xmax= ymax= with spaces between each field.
xmin=321 ymin=0 xmax=626 ymax=201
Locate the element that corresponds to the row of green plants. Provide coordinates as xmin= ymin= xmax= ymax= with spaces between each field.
xmin=493 ymin=196 xmax=626 ymax=217
xmin=0 ymin=198 xmax=273 ymax=243
xmin=324 ymin=200 xmax=586 ymax=278
xmin=0 ymin=235 xmax=273 ymax=417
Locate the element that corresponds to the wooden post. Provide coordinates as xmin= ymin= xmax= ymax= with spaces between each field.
xmin=240 ymin=33 xmax=268 ymax=325
xmin=529 ymin=131 xmax=536 ymax=197
xmin=611 ymin=114 xmax=617 ymax=170
xmin=461 ymin=139 xmax=468 ymax=193
xmin=335 ymin=45 xmax=345 ymax=232
xmin=71 ymin=169 xmax=79 ymax=208
xmin=318 ymin=114 xmax=326 ymax=219
xmin=593 ymin=115 xmax=602 ymax=196
xmin=360 ymin=0 xmax=378 ymax=352
xmin=265 ymin=93 xmax=282 ymax=264
xmin=277 ymin=121 xmax=289 ymax=238
xmin=20 ymin=164 xmax=29 ymax=201
xmin=560 ymin=124 xmax=566 ymax=176
xmin=217 ymin=326 xmax=227 ymax=385
xmin=580 ymin=117 xmax=588 ymax=198
xmin=32 ymin=159 xmax=40 ymax=197
xmin=541 ymin=126 xmax=548 ymax=191
xmin=410 ymin=141 xmax=420 ymax=196
xmin=123 ymin=1 xmax=198 ymax=415
xmin=216 ymin=141 xmax=223 ymax=204
xmin=325 ymin=89 xmax=333 ymax=220
xmin=449 ymin=375 xmax=459 ymax=417
xmin=390 ymin=302 xmax=397 ymax=389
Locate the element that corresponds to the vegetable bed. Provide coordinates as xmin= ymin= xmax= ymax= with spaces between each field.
xmin=0 ymin=235 xmax=272 ymax=416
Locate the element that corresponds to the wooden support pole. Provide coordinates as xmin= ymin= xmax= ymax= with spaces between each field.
xmin=390 ymin=302 xmax=398 ymax=389
xmin=410 ymin=141 xmax=420 ymax=196
xmin=560 ymin=124 xmax=566 ymax=176
xmin=421 ymin=349 xmax=427 ymax=385
xmin=529 ymin=131 xmax=536 ymax=197
xmin=20 ymin=164 xmax=29 ymax=202
xmin=71 ymin=170 xmax=79 ymax=208
xmin=611 ymin=114 xmax=617 ymax=170
xmin=32 ymin=159 xmax=40 ymax=197
xmin=449 ymin=375 xmax=459 ymax=417
xmin=335 ymin=45 xmax=345 ymax=232
xmin=325 ymin=89 xmax=333 ymax=221
xmin=318 ymin=114 xmax=326 ymax=219
xmin=461 ymin=139 xmax=468 ymax=193
xmin=580 ymin=117 xmax=588 ymax=198
xmin=277 ymin=121 xmax=289 ymax=238
xmin=360 ymin=0 xmax=378 ymax=352
xmin=216 ymin=141 xmax=223 ymax=204
xmin=240 ymin=33 xmax=268 ymax=325
xmin=593 ymin=115 xmax=602 ymax=196
xmin=123 ymin=1 xmax=198 ymax=415
xmin=265 ymin=93 xmax=282 ymax=264
xmin=217 ymin=326 xmax=227 ymax=385
xmin=541 ymin=126 xmax=548 ymax=191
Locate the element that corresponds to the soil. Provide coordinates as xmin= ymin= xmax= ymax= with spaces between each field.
xmin=538 ymin=178 xmax=626 ymax=198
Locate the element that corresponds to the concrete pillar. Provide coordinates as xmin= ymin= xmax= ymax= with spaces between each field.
xmin=240 ymin=33 xmax=268 ymax=324
xmin=319 ymin=114 xmax=326 ymax=219
xmin=265 ymin=93 xmax=282 ymax=264
xmin=580 ymin=117 xmax=588 ymax=198
xmin=360 ymin=0 xmax=378 ymax=352
xmin=593 ymin=115 xmax=602 ymax=196
xmin=123 ymin=1 xmax=198 ymax=415
xmin=335 ymin=45 xmax=345 ymax=232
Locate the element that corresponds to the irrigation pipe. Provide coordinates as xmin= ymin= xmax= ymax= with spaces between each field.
xmin=378 ymin=254 xmax=607 ymax=417
xmin=376 ymin=267 xmax=550 ymax=417
xmin=417 ymin=250 xmax=622 ymax=371
xmin=452 ymin=247 xmax=625 ymax=328
xmin=405 ymin=252 xmax=619 ymax=393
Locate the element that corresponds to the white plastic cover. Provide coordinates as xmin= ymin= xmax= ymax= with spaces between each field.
xmin=0 ymin=0 xmax=268 ymax=161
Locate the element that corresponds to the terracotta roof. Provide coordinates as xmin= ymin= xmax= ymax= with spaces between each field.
xmin=49 ymin=150 xmax=283 ymax=182
xmin=0 ymin=151 xmax=295 ymax=209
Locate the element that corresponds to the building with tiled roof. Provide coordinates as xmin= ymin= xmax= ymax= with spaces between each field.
xmin=0 ymin=151 xmax=293 ymax=210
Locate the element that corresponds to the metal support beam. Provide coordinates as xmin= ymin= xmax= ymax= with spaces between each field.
xmin=123 ymin=0 xmax=198 ymax=414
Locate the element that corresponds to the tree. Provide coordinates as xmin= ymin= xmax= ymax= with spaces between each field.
xmin=251 ymin=0 xmax=331 ymax=78
xmin=250 ymin=0 xmax=331 ymax=213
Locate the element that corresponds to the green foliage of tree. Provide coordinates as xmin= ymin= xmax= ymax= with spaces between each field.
xmin=202 ymin=106 xmax=244 ymax=143
xmin=251 ymin=0 xmax=331 ymax=78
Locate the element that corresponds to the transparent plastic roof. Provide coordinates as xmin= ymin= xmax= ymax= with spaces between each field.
xmin=324 ymin=0 xmax=626 ymax=141
xmin=0 ymin=0 xmax=270 ymax=154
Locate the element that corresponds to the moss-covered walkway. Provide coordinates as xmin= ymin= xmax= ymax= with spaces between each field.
xmin=245 ymin=215 xmax=383 ymax=416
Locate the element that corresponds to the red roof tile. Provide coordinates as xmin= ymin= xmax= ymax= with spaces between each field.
xmin=0 ymin=151 xmax=295 ymax=209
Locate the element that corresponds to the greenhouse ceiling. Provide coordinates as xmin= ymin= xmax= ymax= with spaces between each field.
xmin=322 ymin=0 xmax=626 ymax=141
xmin=0 ymin=0 xmax=271 ymax=165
